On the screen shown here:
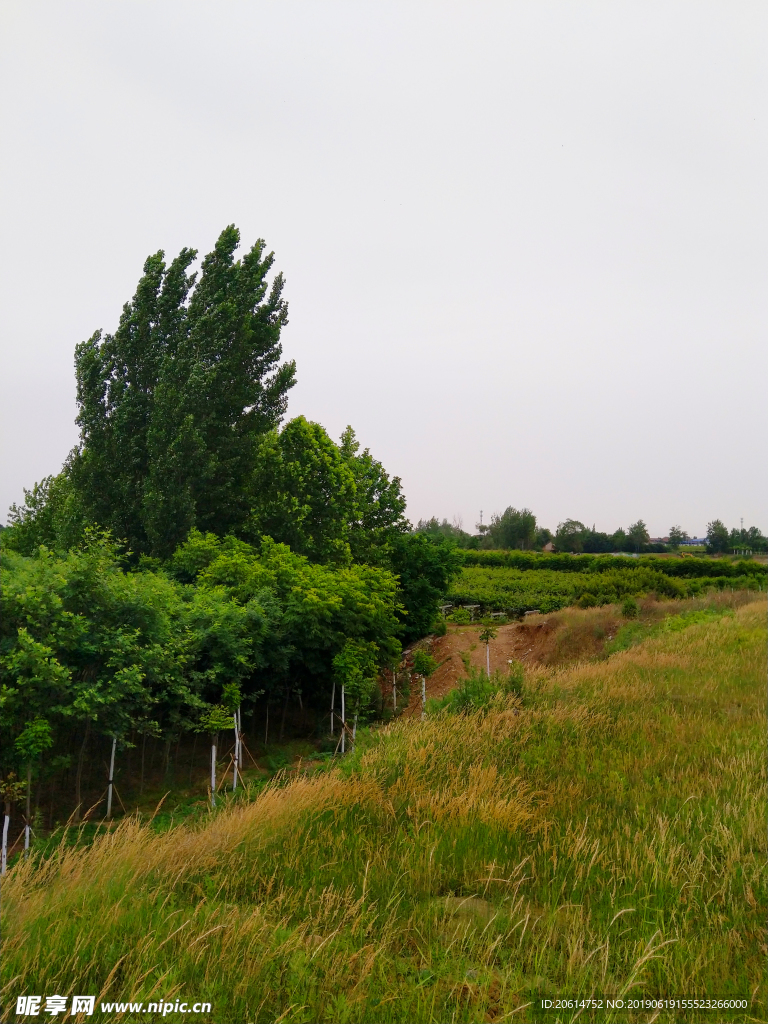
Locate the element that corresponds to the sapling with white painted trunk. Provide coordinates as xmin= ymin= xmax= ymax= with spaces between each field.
xmin=0 ymin=773 xmax=24 ymax=876
xmin=13 ymin=718 xmax=52 ymax=854
xmin=478 ymin=622 xmax=498 ymax=679
xmin=412 ymin=649 xmax=438 ymax=720
xmin=232 ymin=712 xmax=239 ymax=792
xmin=332 ymin=639 xmax=380 ymax=754
xmin=220 ymin=682 xmax=243 ymax=793
xmin=198 ymin=703 xmax=237 ymax=808
xmin=341 ymin=685 xmax=346 ymax=754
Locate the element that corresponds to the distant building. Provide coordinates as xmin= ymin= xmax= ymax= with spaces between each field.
xmin=650 ymin=537 xmax=707 ymax=547
xmin=542 ymin=541 xmax=555 ymax=553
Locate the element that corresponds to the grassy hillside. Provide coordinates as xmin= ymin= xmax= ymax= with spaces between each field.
xmin=3 ymin=601 xmax=766 ymax=1023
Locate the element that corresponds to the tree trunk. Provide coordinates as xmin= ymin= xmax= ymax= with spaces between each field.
xmin=25 ymin=762 xmax=32 ymax=856
xmin=341 ymin=685 xmax=346 ymax=754
xmin=486 ymin=642 xmax=491 ymax=678
xmin=264 ymin=703 xmax=269 ymax=747
xmin=140 ymin=733 xmax=147 ymax=796
xmin=188 ymin=731 xmax=198 ymax=786
xmin=47 ymin=775 xmax=56 ymax=830
xmin=34 ymin=752 xmax=43 ymax=822
xmin=232 ymin=711 xmax=239 ymax=792
xmin=210 ymin=735 xmax=217 ymax=808
xmin=74 ymin=721 xmax=90 ymax=822
xmin=279 ymin=687 xmax=290 ymax=742
xmin=106 ymin=735 xmax=117 ymax=819
xmin=393 ymin=669 xmax=396 ymax=711
xmin=1 ymin=800 xmax=9 ymax=876
xmin=162 ymin=737 xmax=172 ymax=781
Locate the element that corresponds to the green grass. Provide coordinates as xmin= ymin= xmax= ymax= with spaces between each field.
xmin=2 ymin=601 xmax=766 ymax=1023
xmin=604 ymin=607 xmax=729 ymax=656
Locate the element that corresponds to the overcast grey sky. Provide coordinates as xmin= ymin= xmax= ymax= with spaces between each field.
xmin=1 ymin=1 xmax=765 ymax=537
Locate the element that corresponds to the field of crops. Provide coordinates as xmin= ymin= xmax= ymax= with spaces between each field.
xmin=460 ymin=550 xmax=768 ymax=578
xmin=448 ymin=559 xmax=766 ymax=614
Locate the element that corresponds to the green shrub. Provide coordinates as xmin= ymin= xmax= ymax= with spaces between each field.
xmin=621 ymin=595 xmax=639 ymax=618
xmin=412 ymin=650 xmax=438 ymax=678
xmin=447 ymin=607 xmax=472 ymax=624
xmin=578 ymin=592 xmax=598 ymax=608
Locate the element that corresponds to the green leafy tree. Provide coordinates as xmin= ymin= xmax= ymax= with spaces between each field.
xmin=14 ymin=718 xmax=53 ymax=852
xmin=170 ymin=530 xmax=401 ymax=703
xmin=555 ymin=519 xmax=588 ymax=553
xmin=627 ymin=520 xmax=650 ymax=554
xmin=411 ymin=650 xmax=438 ymax=678
xmin=197 ymin=703 xmax=237 ymax=807
xmin=339 ymin=426 xmax=409 ymax=562
xmin=415 ymin=517 xmax=479 ymax=549
xmin=611 ymin=527 xmax=629 ymax=552
xmin=745 ymin=526 xmax=768 ymax=552
xmin=70 ymin=225 xmax=295 ymax=557
xmin=248 ymin=421 xmax=409 ymax=566
xmin=1 ymin=538 xmax=218 ymax=817
xmin=248 ymin=418 xmax=357 ymax=564
xmin=411 ymin=649 xmax=438 ymax=719
xmin=4 ymin=472 xmax=86 ymax=554
xmin=332 ymin=639 xmax=379 ymax=748
xmin=581 ymin=529 xmax=613 ymax=553
xmin=478 ymin=622 xmax=498 ymax=677
xmin=706 ymin=519 xmax=730 ymax=554
xmin=484 ymin=507 xmax=537 ymax=550
xmin=387 ymin=534 xmax=464 ymax=642
xmin=668 ymin=526 xmax=688 ymax=550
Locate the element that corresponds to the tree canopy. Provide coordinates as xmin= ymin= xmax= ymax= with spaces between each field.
xmin=706 ymin=519 xmax=730 ymax=554
xmin=70 ymin=226 xmax=296 ymax=557
xmin=484 ymin=507 xmax=537 ymax=550
xmin=247 ymin=420 xmax=408 ymax=566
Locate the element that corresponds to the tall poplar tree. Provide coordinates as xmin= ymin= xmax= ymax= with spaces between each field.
xmin=71 ymin=226 xmax=296 ymax=556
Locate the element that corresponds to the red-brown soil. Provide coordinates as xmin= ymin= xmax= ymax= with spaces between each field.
xmin=400 ymin=616 xmax=557 ymax=716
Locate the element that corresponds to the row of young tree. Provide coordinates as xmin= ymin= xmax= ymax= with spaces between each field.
xmin=0 ymin=532 xmax=412 ymax=826
xmin=0 ymin=226 xmax=462 ymax=838
xmin=417 ymin=509 xmax=768 ymax=555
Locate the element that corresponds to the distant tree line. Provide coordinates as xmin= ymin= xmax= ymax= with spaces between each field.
xmin=417 ymin=509 xmax=767 ymax=555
